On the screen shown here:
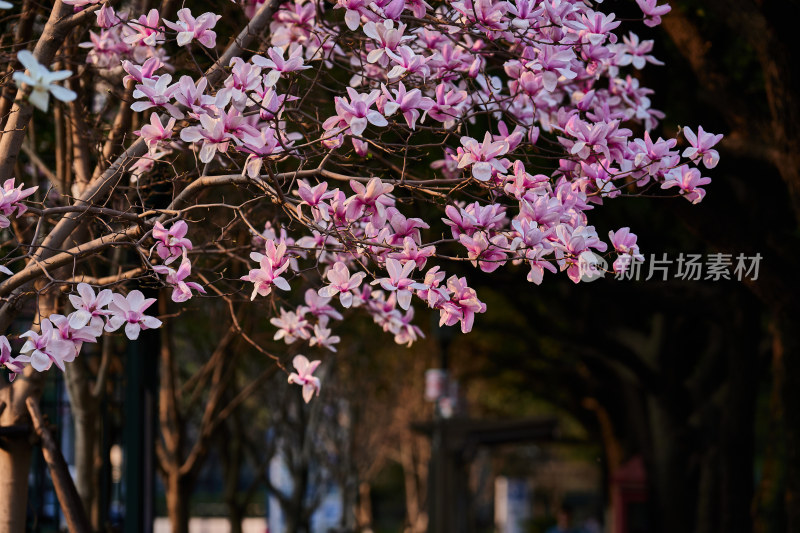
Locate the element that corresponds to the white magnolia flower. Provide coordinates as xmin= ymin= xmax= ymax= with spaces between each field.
xmin=12 ymin=50 xmax=77 ymax=112
xmin=0 ymin=2 xmax=13 ymax=10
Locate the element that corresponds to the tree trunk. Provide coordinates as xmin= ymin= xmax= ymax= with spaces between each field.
xmin=0 ymin=414 xmax=34 ymax=533
xmin=65 ymin=357 xmax=101 ymax=528
xmin=222 ymin=412 xmax=245 ymax=533
xmin=0 ymin=296 xmax=56 ymax=533
xmin=774 ymin=308 xmax=800 ymax=533
xmin=356 ymin=482 xmax=373 ymax=532
xmin=719 ymin=301 xmax=758 ymax=533
xmin=165 ymin=472 xmax=191 ymax=533
xmin=753 ymin=323 xmax=786 ymax=533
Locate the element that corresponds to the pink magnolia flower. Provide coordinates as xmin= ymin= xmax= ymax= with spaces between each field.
xmin=1 ymin=335 xmax=24 ymax=381
xmin=385 ymin=46 xmax=431 ymax=79
xmin=682 ymin=126 xmax=723 ymax=169
xmin=287 ymin=354 xmax=321 ymax=403
xmin=525 ymin=44 xmax=577 ymax=92
xmin=388 ymin=307 xmax=425 ymax=346
xmin=295 ymin=181 xmax=335 ymax=220
xmin=136 ymin=113 xmax=176 ymax=151
xmin=96 ymin=5 xmax=121 ymax=28
xmin=153 ymin=256 xmax=206 ymax=303
xmin=132 ymin=74 xmax=183 ymax=119
xmin=322 ymin=88 xmax=387 ymax=137
xmin=371 ymin=258 xmax=421 ymax=310
xmin=152 ymin=220 xmax=193 ymax=264
xmin=309 ymin=318 xmax=341 ymax=352
xmin=424 ymin=84 xmax=468 ymax=129
xmin=451 ymin=0 xmax=509 ymax=33
xmin=504 ymin=161 xmax=550 ymax=199
xmin=172 ymin=75 xmax=213 ymax=112
xmin=239 ymin=126 xmax=296 ymax=177
xmin=79 ymin=30 xmax=126 ymax=67
xmin=438 ymin=276 xmax=486 ymax=333
xmin=608 ymin=227 xmax=645 ymax=273
xmin=17 ymin=319 xmax=77 ymax=372
xmin=387 ymin=209 xmax=429 ymax=241
xmin=122 ymin=9 xmax=164 ymax=47
xmin=318 ymin=262 xmax=367 ymax=308
xmin=661 ymin=165 xmax=712 ymax=204
xmin=49 ymin=313 xmax=102 ymax=360
xmin=443 ymin=202 xmax=507 ymax=239
xmin=335 ymin=0 xmax=370 ymax=31
xmin=346 ymin=177 xmax=394 ymax=225
xmin=164 ymin=9 xmax=221 ymax=48
xmin=388 ymin=237 xmax=436 ymax=270
xmin=252 ymin=87 xmax=297 ymax=121
xmin=459 ymin=233 xmax=509 ymax=273
xmin=553 ymin=225 xmax=608 ymax=283
xmin=380 ymin=82 xmax=433 ymax=130
xmin=299 ymin=289 xmax=344 ymax=321
xmin=456 ymin=133 xmax=511 ymax=181
xmin=523 ymin=247 xmax=558 ymax=285
xmin=241 ymin=242 xmax=292 ymax=300
xmin=122 ymin=57 xmax=163 ymax=86
xmin=636 ymin=0 xmax=671 ymax=27
xmin=615 ymin=32 xmax=663 ymax=69
xmin=105 ymin=290 xmax=163 ymax=340
xmin=363 ymin=20 xmax=412 ymax=64
xmin=215 ymin=57 xmax=262 ymax=110
xmin=416 ymin=266 xmax=450 ymax=308
xmin=68 ymin=282 xmax=113 ymax=330
xmin=252 ymin=47 xmax=310 ymax=86
xmin=270 ymin=308 xmax=311 ymax=343
xmin=0 ymin=178 xmax=38 ymax=228
xmin=179 ymin=113 xmax=231 ymax=163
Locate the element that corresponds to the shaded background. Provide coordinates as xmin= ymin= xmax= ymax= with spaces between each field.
xmin=14 ymin=0 xmax=800 ymax=532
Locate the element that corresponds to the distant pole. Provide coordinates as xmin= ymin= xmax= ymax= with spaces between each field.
xmin=123 ymin=321 xmax=158 ymax=533
xmin=428 ymin=319 xmax=455 ymax=533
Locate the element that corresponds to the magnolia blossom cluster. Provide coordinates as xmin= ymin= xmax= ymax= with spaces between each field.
xmin=151 ymin=220 xmax=206 ymax=303
xmin=2 ymin=0 xmax=725 ymax=402
xmin=1 ymin=284 xmax=162 ymax=381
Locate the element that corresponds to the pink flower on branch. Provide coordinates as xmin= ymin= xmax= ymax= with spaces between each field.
xmin=456 ymin=133 xmax=511 ymax=182
xmin=241 ymin=241 xmax=292 ymax=300
xmin=661 ymin=165 xmax=712 ymax=204
xmin=164 ymin=9 xmax=221 ymax=48
xmin=322 ymin=88 xmax=388 ymax=138
xmin=0 ymin=178 xmax=37 ymax=228
xmin=68 ymin=282 xmax=112 ymax=330
xmin=1 ymin=336 xmax=24 ymax=382
xmin=136 ymin=113 xmax=176 ymax=152
xmin=609 ymin=227 xmax=645 ymax=273
xmin=682 ymin=126 xmax=723 ymax=169
xmin=371 ymin=257 xmax=422 ymax=310
xmin=270 ymin=308 xmax=311 ymax=344
xmin=318 ymin=262 xmax=367 ymax=308
xmin=153 ymin=256 xmax=206 ymax=303
xmin=152 ymin=220 xmax=193 ymax=264
xmin=287 ymin=355 xmax=321 ymax=403
xmin=17 ymin=319 xmax=77 ymax=372
xmin=105 ymin=291 xmax=163 ymax=340
xmin=636 ymin=0 xmax=671 ymax=27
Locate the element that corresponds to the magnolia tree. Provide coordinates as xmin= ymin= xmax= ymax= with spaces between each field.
xmin=0 ymin=0 xmax=720 ymax=529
